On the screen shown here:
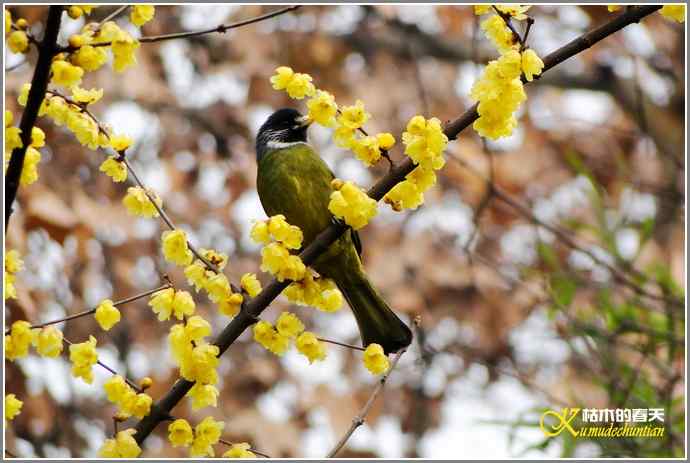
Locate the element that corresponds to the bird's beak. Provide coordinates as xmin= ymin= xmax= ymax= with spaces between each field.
xmin=295 ymin=115 xmax=312 ymax=128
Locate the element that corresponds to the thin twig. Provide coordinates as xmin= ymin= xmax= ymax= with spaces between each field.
xmin=326 ymin=348 xmax=407 ymax=457
xmin=63 ymin=337 xmax=142 ymax=392
xmin=97 ymin=5 xmax=129 ymax=29
xmin=68 ymin=5 xmax=301 ymax=51
xmin=5 ymin=59 xmax=27 ymax=72
xmin=218 ymin=439 xmax=272 ymax=458
xmin=317 ymin=337 xmax=365 ymax=352
xmin=5 ymin=283 xmax=171 ymax=335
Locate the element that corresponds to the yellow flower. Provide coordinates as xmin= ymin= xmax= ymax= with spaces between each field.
xmin=72 ymin=45 xmax=108 ymax=71
xmin=284 ymin=271 xmax=342 ymax=311
xmin=521 ymin=48 xmax=544 ymax=82
xmin=98 ymin=429 xmax=141 ymax=458
xmin=188 ymin=382 xmax=219 ymax=410
xmin=184 ymin=315 xmax=212 ymax=342
xmin=270 ymin=66 xmax=295 ymax=90
xmin=276 ymin=312 xmax=304 ymax=338
xmin=495 ymin=4 xmax=531 ymax=20
xmin=351 ymin=135 xmax=382 ymax=167
xmin=267 ymin=214 xmax=303 ymax=249
xmin=4 ymin=250 xmax=23 ymax=300
xmin=333 ymin=125 xmax=356 ymax=149
xmin=5 ymin=394 xmax=23 ymax=421
xmin=123 ymin=186 xmax=161 ymax=218
xmin=660 ymin=5 xmax=685 ymax=22
xmin=481 ymin=14 xmax=516 ymax=54
xmin=363 ymin=343 xmax=390 ymax=375
xmin=184 ymin=261 xmax=207 ymax=291
xmin=34 ymin=326 xmax=64 ymax=357
xmin=104 ymin=375 xmax=130 ymax=404
xmin=5 ymin=320 xmax=35 ymax=361
xmin=18 ymin=147 xmax=41 ymax=186
xmin=260 ymin=242 xmax=306 ymax=282
xmin=253 ymin=320 xmax=289 ymax=356
xmin=205 ymin=272 xmax=232 ymax=303
xmin=69 ymin=335 xmax=98 ymax=383
xmin=190 ymin=416 xmax=225 ymax=457
xmin=307 ymin=90 xmax=338 ymax=127
xmin=8 ymin=30 xmax=29 ymax=54
xmin=5 ymin=110 xmax=13 ymax=127
xmin=376 ymin=132 xmax=396 ymax=150
xmin=474 ymin=5 xmax=491 ymax=15
xmin=5 ymin=10 xmax=11 ymax=35
xmin=286 ymin=73 xmax=316 ymax=99
xmin=240 ymin=273 xmax=262 ymax=297
xmin=168 ymin=419 xmax=194 ymax=448
xmin=401 ymin=115 xmax=448 ymax=170
xmin=109 ymin=133 xmax=133 ymax=152
xmin=71 ymin=86 xmax=104 ymax=105
xmin=338 ymin=100 xmax=370 ymax=129
xmin=199 ymin=248 xmax=229 ymax=270
xmin=99 ymin=157 xmax=127 ymax=182
xmin=250 ymin=220 xmax=271 ymax=244
xmin=607 ymin=5 xmax=622 ymax=12
xmin=384 ymin=180 xmax=423 ymax=211
xmin=130 ymin=5 xmax=155 ymax=26
xmin=51 ymin=60 xmax=84 ymax=88
xmin=296 ymin=331 xmax=327 ymax=363
xmin=129 ymin=392 xmax=152 ymax=419
xmin=30 ymin=127 xmax=45 ymax=148
xmin=162 ymin=229 xmax=194 ymax=266
xmin=180 ymin=342 xmax=220 ymax=384
xmin=328 ymin=180 xmax=378 ymax=230
xmin=222 ymin=442 xmax=256 ymax=458
xmin=112 ymin=32 xmax=140 ymax=73
xmin=95 ymin=299 xmax=121 ymax=331
xmin=217 ymin=292 xmax=243 ymax=318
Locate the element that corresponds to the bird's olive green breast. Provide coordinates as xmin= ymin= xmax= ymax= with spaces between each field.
xmin=256 ymin=143 xmax=360 ymax=276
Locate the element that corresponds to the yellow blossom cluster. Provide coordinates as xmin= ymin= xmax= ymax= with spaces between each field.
xmin=270 ymin=66 xmax=396 ymax=167
xmin=5 ymin=394 xmax=23 ymax=422
xmin=4 ymin=110 xmax=45 ymax=186
xmin=103 ymin=375 xmax=153 ymax=419
xmin=4 ymin=249 xmax=23 ymax=300
xmin=184 ymin=250 xmax=244 ymax=318
xmin=69 ymin=335 xmax=98 ymax=383
xmin=252 ymin=215 xmax=307 ymax=282
xmin=253 ymin=312 xmax=328 ymax=363
xmin=168 ymin=316 xmax=220 ymax=409
xmin=123 ymin=186 xmax=162 ymax=218
xmin=471 ymin=8 xmax=545 ymax=140
xmin=167 ymin=416 xmax=225 ymax=457
xmin=383 ymin=115 xmax=448 ymax=211
xmin=295 ymin=331 xmax=327 ymax=363
xmin=148 ymin=288 xmax=196 ymax=321
xmin=98 ymin=428 xmax=141 ymax=458
xmin=94 ymin=299 xmax=121 ymax=331
xmin=5 ymin=321 xmax=64 ymax=360
xmin=5 ymin=10 xmax=29 ymax=54
xmin=283 ymin=270 xmax=343 ymax=312
xmin=363 ymin=343 xmax=390 ymax=375
xmin=328 ymin=179 xmax=378 ymax=230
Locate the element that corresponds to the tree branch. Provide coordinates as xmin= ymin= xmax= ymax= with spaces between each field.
xmin=5 ymin=6 xmax=63 ymax=231
xmin=132 ymin=4 xmax=663 ymax=447
xmin=326 ymin=348 xmax=407 ymax=457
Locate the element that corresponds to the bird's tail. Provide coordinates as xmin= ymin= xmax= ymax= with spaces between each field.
xmin=334 ymin=268 xmax=412 ymax=354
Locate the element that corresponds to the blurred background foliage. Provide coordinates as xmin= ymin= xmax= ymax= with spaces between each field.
xmin=4 ymin=4 xmax=685 ymax=458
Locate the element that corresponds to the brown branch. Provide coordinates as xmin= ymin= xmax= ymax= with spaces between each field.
xmin=326 ymin=348 xmax=407 ymax=457
xmin=132 ymin=5 xmax=664 ymax=447
xmin=62 ymin=5 xmax=301 ymax=52
xmin=5 ymin=6 xmax=63 ymax=230
xmin=5 ymin=283 xmax=171 ymax=335
xmin=62 ymin=337 xmax=141 ymax=392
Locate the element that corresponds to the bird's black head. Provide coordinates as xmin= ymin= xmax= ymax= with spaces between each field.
xmin=256 ymin=108 xmax=311 ymax=161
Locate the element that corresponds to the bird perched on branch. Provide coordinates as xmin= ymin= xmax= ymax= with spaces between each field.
xmin=255 ymin=108 xmax=412 ymax=354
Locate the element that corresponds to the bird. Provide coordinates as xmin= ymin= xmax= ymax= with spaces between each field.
xmin=255 ymin=108 xmax=412 ymax=354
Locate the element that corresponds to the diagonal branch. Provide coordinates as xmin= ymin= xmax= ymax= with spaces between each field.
xmin=5 ymin=6 xmax=63 ymax=231
xmin=326 ymin=348 xmax=407 ymax=457
xmin=132 ymin=4 xmax=664 ymax=447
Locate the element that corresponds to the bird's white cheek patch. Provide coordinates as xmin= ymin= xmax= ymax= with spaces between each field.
xmin=266 ymin=141 xmax=312 ymax=150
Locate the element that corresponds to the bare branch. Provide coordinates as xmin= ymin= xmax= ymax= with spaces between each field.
xmin=326 ymin=348 xmax=407 ymax=457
